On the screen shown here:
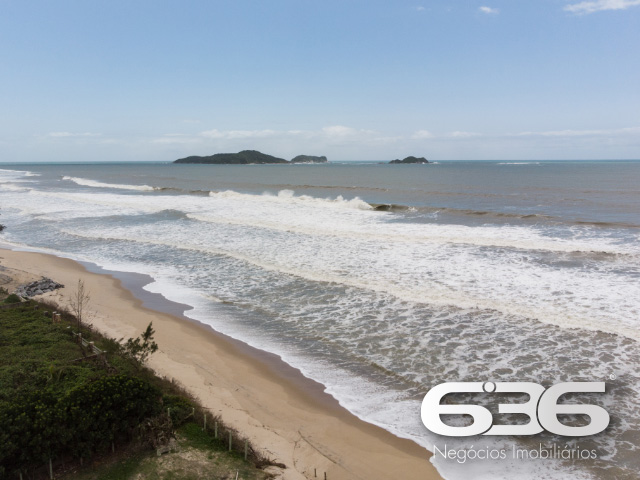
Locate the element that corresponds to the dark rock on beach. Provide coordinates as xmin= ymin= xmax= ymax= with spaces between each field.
xmin=15 ymin=277 xmax=64 ymax=298
xmin=389 ymin=156 xmax=429 ymax=164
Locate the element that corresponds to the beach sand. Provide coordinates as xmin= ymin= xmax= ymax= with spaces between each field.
xmin=0 ymin=247 xmax=441 ymax=480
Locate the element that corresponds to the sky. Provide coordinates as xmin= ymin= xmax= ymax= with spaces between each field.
xmin=0 ymin=0 xmax=639 ymax=162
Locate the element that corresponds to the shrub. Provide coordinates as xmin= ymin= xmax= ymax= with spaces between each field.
xmin=0 ymin=374 xmax=162 ymax=475
xmin=121 ymin=322 xmax=158 ymax=366
xmin=3 ymin=294 xmax=21 ymax=304
xmin=163 ymin=394 xmax=194 ymax=425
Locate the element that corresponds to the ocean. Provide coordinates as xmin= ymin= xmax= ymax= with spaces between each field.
xmin=1 ymin=160 xmax=639 ymax=479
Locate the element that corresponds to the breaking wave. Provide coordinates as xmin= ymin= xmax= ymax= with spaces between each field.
xmin=62 ymin=176 xmax=161 ymax=191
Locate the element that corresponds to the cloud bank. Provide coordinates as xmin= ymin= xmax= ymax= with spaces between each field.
xmin=564 ymin=0 xmax=640 ymax=14
xmin=31 ymin=125 xmax=640 ymax=162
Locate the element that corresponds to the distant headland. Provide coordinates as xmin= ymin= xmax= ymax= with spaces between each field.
xmin=174 ymin=150 xmax=328 ymax=164
xmin=389 ymin=156 xmax=429 ymax=164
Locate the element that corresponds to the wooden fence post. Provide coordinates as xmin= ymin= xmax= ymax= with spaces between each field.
xmin=229 ymin=431 xmax=232 ymax=451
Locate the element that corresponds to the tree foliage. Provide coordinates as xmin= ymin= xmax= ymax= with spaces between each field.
xmin=122 ymin=322 xmax=159 ymax=366
xmin=0 ymin=375 xmax=161 ymax=476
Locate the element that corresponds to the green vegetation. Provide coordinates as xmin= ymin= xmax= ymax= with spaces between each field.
xmin=0 ymin=299 xmax=274 ymax=479
xmin=2 ymin=293 xmax=21 ymax=304
xmin=174 ymin=150 xmax=289 ymax=165
xmin=174 ymin=150 xmax=329 ymax=165
xmin=65 ymin=421 xmax=273 ymax=480
xmin=69 ymin=279 xmax=91 ymax=330
xmin=289 ymin=155 xmax=327 ymax=163
xmin=120 ymin=322 xmax=159 ymax=366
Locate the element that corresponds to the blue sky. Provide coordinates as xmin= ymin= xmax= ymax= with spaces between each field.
xmin=1 ymin=0 xmax=639 ymax=161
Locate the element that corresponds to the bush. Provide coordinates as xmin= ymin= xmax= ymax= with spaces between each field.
xmin=3 ymin=294 xmax=21 ymax=304
xmin=163 ymin=394 xmax=194 ymax=425
xmin=121 ymin=322 xmax=158 ymax=366
xmin=0 ymin=374 xmax=162 ymax=476
xmin=64 ymin=374 xmax=162 ymax=457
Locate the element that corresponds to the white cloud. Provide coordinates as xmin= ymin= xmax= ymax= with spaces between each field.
xmin=516 ymin=127 xmax=640 ymax=137
xmin=150 ymin=126 xmax=377 ymax=147
xmin=411 ymin=130 xmax=482 ymax=139
xmin=447 ymin=131 xmax=482 ymax=138
xmin=151 ymin=135 xmax=202 ymax=145
xmin=412 ymin=130 xmax=435 ymax=139
xmin=145 ymin=125 xmax=639 ymax=161
xmin=321 ymin=125 xmax=360 ymax=137
xmin=200 ymin=129 xmax=279 ymax=139
xmin=416 ymin=6 xmax=426 ymax=12
xmin=46 ymin=132 xmax=101 ymax=138
xmin=564 ymin=0 xmax=640 ymax=13
xmin=479 ymin=6 xmax=500 ymax=14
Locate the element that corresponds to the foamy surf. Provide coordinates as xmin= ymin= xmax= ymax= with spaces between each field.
xmin=209 ymin=188 xmax=373 ymax=210
xmin=63 ymin=175 xmax=159 ymax=191
xmin=1 ymin=162 xmax=639 ymax=480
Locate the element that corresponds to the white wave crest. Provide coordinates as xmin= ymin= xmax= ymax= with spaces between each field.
xmin=8 ymin=188 xmax=639 ymax=256
xmin=63 ymin=176 xmax=158 ymax=191
xmin=209 ymin=189 xmax=373 ymax=211
xmin=0 ymin=168 xmax=36 ymax=182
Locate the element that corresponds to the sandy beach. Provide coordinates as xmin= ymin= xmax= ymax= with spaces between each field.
xmin=0 ymin=247 xmax=441 ymax=480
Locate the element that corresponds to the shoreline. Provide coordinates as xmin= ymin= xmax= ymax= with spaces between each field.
xmin=0 ymin=246 xmax=442 ymax=480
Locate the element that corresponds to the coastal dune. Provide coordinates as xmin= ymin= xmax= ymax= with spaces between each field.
xmin=0 ymin=248 xmax=440 ymax=480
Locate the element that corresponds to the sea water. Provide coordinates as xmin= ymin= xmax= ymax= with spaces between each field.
xmin=1 ymin=160 xmax=639 ymax=479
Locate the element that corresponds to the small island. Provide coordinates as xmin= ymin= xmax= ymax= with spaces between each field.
xmin=174 ymin=150 xmax=328 ymax=165
xmin=290 ymin=155 xmax=328 ymax=163
xmin=174 ymin=150 xmax=288 ymax=164
xmin=389 ymin=156 xmax=429 ymax=164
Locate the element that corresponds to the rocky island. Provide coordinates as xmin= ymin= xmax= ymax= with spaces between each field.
xmin=290 ymin=155 xmax=328 ymax=163
xmin=174 ymin=150 xmax=328 ymax=165
xmin=174 ymin=150 xmax=288 ymax=164
xmin=389 ymin=156 xmax=429 ymax=164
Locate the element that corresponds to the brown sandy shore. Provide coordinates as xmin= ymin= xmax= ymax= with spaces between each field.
xmin=0 ymin=247 xmax=442 ymax=480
